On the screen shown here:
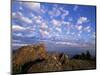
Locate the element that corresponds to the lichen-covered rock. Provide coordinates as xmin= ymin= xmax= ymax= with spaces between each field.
xmin=12 ymin=43 xmax=47 ymax=73
xmin=13 ymin=43 xmax=46 ymax=65
xmin=26 ymin=53 xmax=69 ymax=73
xmin=27 ymin=54 xmax=62 ymax=73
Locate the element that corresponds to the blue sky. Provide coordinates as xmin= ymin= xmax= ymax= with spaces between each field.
xmin=12 ymin=1 xmax=96 ymax=51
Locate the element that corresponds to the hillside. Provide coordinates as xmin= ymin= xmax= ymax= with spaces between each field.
xmin=12 ymin=43 xmax=96 ymax=74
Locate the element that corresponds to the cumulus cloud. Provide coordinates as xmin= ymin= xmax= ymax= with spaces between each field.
xmin=41 ymin=9 xmax=46 ymax=14
xmin=21 ymin=16 xmax=32 ymax=24
xmin=12 ymin=25 xmax=26 ymax=31
xmin=62 ymin=21 xmax=71 ymax=25
xmin=40 ymin=29 xmax=49 ymax=37
xmin=40 ymin=23 xmax=48 ymax=30
xmin=12 ymin=11 xmax=32 ymax=24
xmin=61 ymin=10 xmax=69 ymax=20
xmin=55 ymin=27 xmax=62 ymax=32
xmin=77 ymin=16 xmax=88 ymax=24
xmin=48 ymin=6 xmax=61 ymax=18
xmin=56 ymin=9 xmax=61 ymax=17
xmin=34 ymin=15 xmax=42 ymax=20
xmin=12 ymin=11 xmax=22 ymax=18
xmin=36 ymin=19 xmax=42 ymax=24
xmin=76 ymin=25 xmax=83 ymax=30
xmin=13 ymin=33 xmax=24 ymax=37
xmin=84 ymin=26 xmax=91 ymax=32
xmin=12 ymin=2 xmax=95 ymax=49
xmin=76 ymin=26 xmax=83 ymax=37
xmin=59 ymin=8 xmax=69 ymax=20
xmin=33 ymin=16 xmax=42 ymax=24
xmin=23 ymin=2 xmax=40 ymax=13
xmin=51 ymin=19 xmax=61 ymax=27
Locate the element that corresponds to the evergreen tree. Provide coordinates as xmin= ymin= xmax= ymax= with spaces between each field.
xmin=86 ymin=50 xmax=91 ymax=60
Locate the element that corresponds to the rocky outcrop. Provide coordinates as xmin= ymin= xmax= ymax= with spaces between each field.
xmin=12 ymin=43 xmax=95 ymax=74
xmin=13 ymin=43 xmax=46 ymax=65
xmin=21 ymin=52 xmax=69 ymax=73
xmin=12 ymin=43 xmax=47 ymax=73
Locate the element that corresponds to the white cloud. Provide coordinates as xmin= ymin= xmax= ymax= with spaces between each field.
xmin=12 ymin=40 xmax=22 ymax=43
xmin=73 ymin=5 xmax=78 ymax=11
xmin=78 ymin=33 xmax=81 ymax=37
xmin=55 ymin=27 xmax=62 ymax=32
xmin=12 ymin=12 xmax=22 ymax=18
xmin=71 ymin=32 xmax=75 ymax=35
xmin=40 ymin=30 xmax=49 ymax=37
xmin=55 ymin=41 xmax=78 ymax=46
xmin=84 ymin=26 xmax=91 ymax=32
xmin=12 ymin=25 xmax=26 ymax=31
xmin=48 ymin=11 xmax=54 ymax=19
xmin=59 ymin=8 xmax=69 ymax=20
xmin=84 ymin=26 xmax=90 ymax=30
xmin=48 ymin=11 xmax=53 ymax=16
xmin=48 ymin=6 xmax=61 ymax=18
xmin=36 ymin=19 xmax=42 ymax=24
xmin=24 ymin=33 xmax=34 ymax=37
xmin=76 ymin=25 xmax=83 ymax=30
xmin=21 ymin=16 xmax=32 ymax=24
xmin=79 ymin=30 xmax=82 ymax=34
xmin=41 ymin=9 xmax=46 ymax=14
xmin=28 ymin=26 xmax=36 ymax=32
xmin=62 ymin=21 xmax=71 ymax=25
xmin=29 ymin=12 xmax=35 ymax=18
xmin=12 ymin=11 xmax=32 ymax=24
xmin=13 ymin=33 xmax=23 ymax=37
xmin=92 ymin=32 xmax=96 ymax=38
xmin=66 ymin=30 xmax=70 ymax=34
xmin=23 ymin=2 xmax=40 ymax=13
xmin=40 ymin=23 xmax=48 ymax=30
xmin=59 ymin=7 xmax=64 ymax=11
xmin=51 ymin=19 xmax=61 ymax=27
xmin=87 ymin=29 xmax=91 ymax=32
xmin=19 ymin=6 xmax=23 ymax=10
xmin=33 ymin=16 xmax=42 ymax=24
xmin=56 ymin=9 xmax=61 ymax=17
xmin=12 ymin=43 xmax=28 ymax=47
xmin=77 ymin=16 xmax=88 ymax=24
xmin=34 ymin=16 xmax=42 ymax=20
xmin=13 ymin=31 xmax=34 ymax=38
xmin=61 ymin=10 xmax=69 ymax=20
xmin=12 ymin=12 xmax=16 ymax=17
xmin=55 ymin=42 xmax=68 ymax=45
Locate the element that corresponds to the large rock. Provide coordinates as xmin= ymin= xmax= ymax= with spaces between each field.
xmin=12 ymin=43 xmax=47 ymax=73
xmin=26 ymin=53 xmax=69 ymax=73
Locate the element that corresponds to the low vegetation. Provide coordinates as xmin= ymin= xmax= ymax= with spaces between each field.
xmin=12 ymin=43 xmax=96 ymax=74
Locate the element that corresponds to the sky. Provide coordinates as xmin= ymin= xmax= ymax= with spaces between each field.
xmin=12 ymin=1 xmax=96 ymax=52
